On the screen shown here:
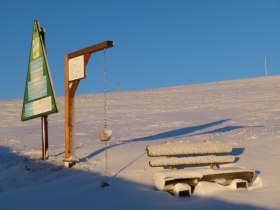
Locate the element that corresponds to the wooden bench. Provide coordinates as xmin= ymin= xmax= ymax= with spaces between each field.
xmin=146 ymin=141 xmax=255 ymax=197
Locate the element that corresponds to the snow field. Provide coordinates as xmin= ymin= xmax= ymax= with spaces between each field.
xmin=1 ymin=76 xmax=280 ymax=209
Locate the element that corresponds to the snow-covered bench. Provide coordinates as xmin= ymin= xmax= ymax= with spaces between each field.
xmin=146 ymin=141 xmax=255 ymax=197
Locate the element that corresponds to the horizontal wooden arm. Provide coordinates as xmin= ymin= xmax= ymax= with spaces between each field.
xmin=67 ymin=41 xmax=114 ymax=59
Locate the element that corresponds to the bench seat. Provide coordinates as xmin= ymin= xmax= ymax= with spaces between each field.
xmin=154 ymin=167 xmax=255 ymax=191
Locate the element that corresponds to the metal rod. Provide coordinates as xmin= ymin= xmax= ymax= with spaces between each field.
xmin=264 ymin=54 xmax=268 ymax=77
xmin=41 ymin=116 xmax=49 ymax=160
xmin=40 ymin=25 xmax=49 ymax=160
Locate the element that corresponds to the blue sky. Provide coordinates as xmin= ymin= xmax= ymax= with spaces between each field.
xmin=1 ymin=0 xmax=280 ymax=99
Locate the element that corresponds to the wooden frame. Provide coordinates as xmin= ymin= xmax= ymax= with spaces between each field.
xmin=64 ymin=41 xmax=114 ymax=166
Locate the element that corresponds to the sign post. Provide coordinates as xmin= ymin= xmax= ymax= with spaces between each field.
xmin=64 ymin=41 xmax=114 ymax=167
xmin=41 ymin=115 xmax=48 ymax=160
xmin=39 ymin=26 xmax=49 ymax=160
xmin=21 ymin=20 xmax=58 ymax=160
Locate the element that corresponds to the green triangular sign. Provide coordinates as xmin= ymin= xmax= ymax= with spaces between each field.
xmin=21 ymin=20 xmax=58 ymax=121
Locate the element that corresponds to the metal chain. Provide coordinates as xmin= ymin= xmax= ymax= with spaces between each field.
xmin=105 ymin=142 xmax=109 ymax=178
xmin=103 ymin=48 xmax=109 ymax=180
xmin=103 ymin=48 xmax=107 ymax=129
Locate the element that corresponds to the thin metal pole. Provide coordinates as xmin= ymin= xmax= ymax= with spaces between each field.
xmin=41 ymin=116 xmax=49 ymax=160
xmin=40 ymin=26 xmax=49 ymax=160
xmin=264 ymin=54 xmax=268 ymax=77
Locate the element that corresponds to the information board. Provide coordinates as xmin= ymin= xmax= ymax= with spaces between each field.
xmin=21 ymin=20 xmax=58 ymax=121
xmin=69 ymin=55 xmax=85 ymax=81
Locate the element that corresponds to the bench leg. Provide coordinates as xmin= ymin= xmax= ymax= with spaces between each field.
xmin=235 ymin=180 xmax=248 ymax=189
xmin=172 ymin=183 xmax=192 ymax=197
xmin=228 ymin=179 xmax=248 ymax=189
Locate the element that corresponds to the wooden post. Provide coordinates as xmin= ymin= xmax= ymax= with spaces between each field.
xmin=41 ymin=116 xmax=49 ymax=160
xmin=64 ymin=54 xmax=70 ymax=159
xmin=64 ymin=41 xmax=114 ymax=167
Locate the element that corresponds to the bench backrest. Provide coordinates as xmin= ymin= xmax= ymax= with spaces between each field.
xmin=147 ymin=142 xmax=232 ymax=156
xmin=146 ymin=142 xmax=235 ymax=168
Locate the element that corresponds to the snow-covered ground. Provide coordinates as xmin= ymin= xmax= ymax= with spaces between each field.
xmin=1 ymin=76 xmax=280 ymax=210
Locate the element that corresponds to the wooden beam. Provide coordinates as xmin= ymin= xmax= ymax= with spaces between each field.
xmin=68 ymin=41 xmax=114 ymax=59
xmin=64 ymin=55 xmax=70 ymax=159
xmin=84 ymin=53 xmax=91 ymax=65
xmin=70 ymin=80 xmax=80 ymax=97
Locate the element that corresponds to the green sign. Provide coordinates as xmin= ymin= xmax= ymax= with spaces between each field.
xmin=21 ymin=20 xmax=58 ymax=121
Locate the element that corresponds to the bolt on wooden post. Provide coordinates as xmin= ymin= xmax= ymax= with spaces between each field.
xmin=64 ymin=41 xmax=114 ymax=167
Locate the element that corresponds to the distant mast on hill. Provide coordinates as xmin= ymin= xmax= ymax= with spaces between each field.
xmin=264 ymin=54 xmax=268 ymax=77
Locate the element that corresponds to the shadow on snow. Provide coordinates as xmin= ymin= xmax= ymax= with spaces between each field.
xmin=128 ymin=119 xmax=230 ymax=142
xmin=0 ymin=145 xmax=266 ymax=210
xmin=81 ymin=119 xmax=261 ymax=161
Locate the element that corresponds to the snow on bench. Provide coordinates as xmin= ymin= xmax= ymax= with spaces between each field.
xmin=147 ymin=141 xmax=232 ymax=157
xmin=146 ymin=141 xmax=255 ymax=197
xmin=147 ymin=141 xmax=234 ymax=168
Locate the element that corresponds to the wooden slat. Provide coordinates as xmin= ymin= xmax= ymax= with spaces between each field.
xmin=149 ymin=155 xmax=235 ymax=167
xmin=147 ymin=142 xmax=232 ymax=157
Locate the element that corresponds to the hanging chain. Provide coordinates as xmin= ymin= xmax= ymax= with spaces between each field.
xmin=103 ymin=48 xmax=109 ymax=179
xmin=105 ymin=141 xmax=109 ymax=178
xmin=103 ymin=48 xmax=108 ymax=129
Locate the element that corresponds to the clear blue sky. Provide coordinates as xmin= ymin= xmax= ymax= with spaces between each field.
xmin=1 ymin=0 xmax=280 ymax=99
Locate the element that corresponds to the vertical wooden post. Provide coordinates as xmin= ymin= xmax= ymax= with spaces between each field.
xmin=41 ymin=116 xmax=49 ymax=160
xmin=64 ymin=53 xmax=80 ymax=164
xmin=64 ymin=55 xmax=70 ymax=160
xmin=69 ymin=94 xmax=75 ymax=159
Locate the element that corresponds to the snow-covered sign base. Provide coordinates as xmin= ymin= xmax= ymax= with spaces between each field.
xmin=63 ymin=156 xmax=79 ymax=168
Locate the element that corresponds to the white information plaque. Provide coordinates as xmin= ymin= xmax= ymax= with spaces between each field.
xmin=69 ymin=55 xmax=85 ymax=81
xmin=25 ymin=96 xmax=52 ymax=117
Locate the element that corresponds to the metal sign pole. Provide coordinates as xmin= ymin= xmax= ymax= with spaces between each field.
xmin=40 ymin=27 xmax=49 ymax=160
xmin=41 ymin=116 xmax=49 ymax=160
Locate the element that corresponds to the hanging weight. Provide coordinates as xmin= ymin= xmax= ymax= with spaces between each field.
xmin=99 ymin=129 xmax=112 ymax=141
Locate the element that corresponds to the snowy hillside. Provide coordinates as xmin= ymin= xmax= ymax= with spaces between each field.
xmin=1 ymin=76 xmax=280 ymax=210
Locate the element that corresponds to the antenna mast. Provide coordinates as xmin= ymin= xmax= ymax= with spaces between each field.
xmin=264 ymin=54 xmax=268 ymax=77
